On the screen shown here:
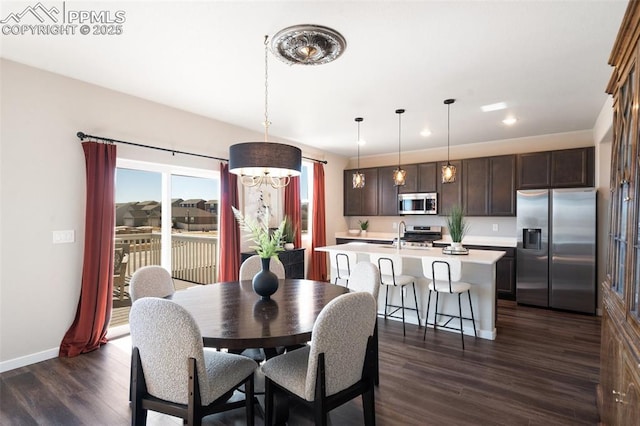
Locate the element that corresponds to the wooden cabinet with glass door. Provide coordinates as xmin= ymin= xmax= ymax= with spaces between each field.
xmin=598 ymin=2 xmax=640 ymax=425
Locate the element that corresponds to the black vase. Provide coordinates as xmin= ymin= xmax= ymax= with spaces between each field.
xmin=252 ymin=257 xmax=279 ymax=299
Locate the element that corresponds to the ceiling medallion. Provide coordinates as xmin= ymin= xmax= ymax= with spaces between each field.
xmin=271 ymin=24 xmax=346 ymax=66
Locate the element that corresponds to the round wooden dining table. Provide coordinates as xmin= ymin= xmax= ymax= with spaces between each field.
xmin=168 ymin=279 xmax=350 ymax=350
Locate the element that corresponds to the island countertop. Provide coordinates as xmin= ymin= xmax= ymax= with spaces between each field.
xmin=317 ymin=243 xmax=505 ymax=265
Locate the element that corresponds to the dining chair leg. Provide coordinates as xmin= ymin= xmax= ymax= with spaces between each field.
xmin=412 ymin=283 xmax=421 ymax=327
xmin=245 ymin=373 xmax=255 ymax=426
xmin=434 ymin=292 xmax=440 ymax=332
xmin=423 ymin=289 xmax=432 ymax=340
xmin=264 ymin=377 xmax=274 ymax=426
xmin=458 ymin=293 xmax=465 ymax=350
xmin=400 ymin=285 xmax=406 ymax=336
xmin=384 ymin=286 xmax=390 ymax=320
xmin=468 ymin=290 xmax=477 ymax=337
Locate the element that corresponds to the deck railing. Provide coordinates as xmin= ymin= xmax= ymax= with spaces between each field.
xmin=115 ymin=232 xmax=218 ymax=285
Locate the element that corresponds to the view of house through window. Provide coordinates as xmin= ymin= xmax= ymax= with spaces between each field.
xmin=110 ymin=164 xmax=219 ymax=329
xmin=301 ymin=161 xmax=312 ymax=235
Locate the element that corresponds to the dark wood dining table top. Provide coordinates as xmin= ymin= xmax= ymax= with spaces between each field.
xmin=168 ymin=279 xmax=350 ymax=350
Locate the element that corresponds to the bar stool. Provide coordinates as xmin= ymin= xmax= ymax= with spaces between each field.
xmin=369 ymin=253 xmax=420 ymax=336
xmin=330 ymin=251 xmax=357 ymax=286
xmin=421 ymin=256 xmax=477 ymax=349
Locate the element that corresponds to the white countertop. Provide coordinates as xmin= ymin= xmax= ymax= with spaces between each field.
xmin=317 ymin=243 xmax=505 ymax=265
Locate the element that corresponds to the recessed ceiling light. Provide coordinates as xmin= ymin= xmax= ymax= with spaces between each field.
xmin=481 ymin=102 xmax=507 ymax=112
xmin=358 ymin=139 xmax=366 ymax=146
xmin=502 ymin=117 xmax=517 ymax=125
xmin=420 ymin=129 xmax=432 ymax=137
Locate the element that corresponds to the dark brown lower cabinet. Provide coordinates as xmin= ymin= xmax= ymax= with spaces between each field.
xmin=241 ymin=248 xmax=305 ymax=279
xmin=432 ymin=243 xmax=516 ymax=300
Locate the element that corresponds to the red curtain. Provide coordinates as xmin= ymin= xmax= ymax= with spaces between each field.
xmin=60 ymin=141 xmax=116 ymax=357
xmin=308 ymin=162 xmax=328 ymax=281
xmin=218 ymin=162 xmax=240 ymax=282
xmin=284 ymin=176 xmax=302 ymax=248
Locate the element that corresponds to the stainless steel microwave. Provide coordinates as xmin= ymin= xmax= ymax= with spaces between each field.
xmin=398 ymin=193 xmax=438 ymax=215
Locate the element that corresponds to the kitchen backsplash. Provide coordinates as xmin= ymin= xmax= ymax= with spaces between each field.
xmin=348 ymin=216 xmax=517 ymax=238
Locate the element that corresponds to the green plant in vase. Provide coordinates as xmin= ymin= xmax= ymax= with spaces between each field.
xmin=232 ymin=206 xmax=285 ymax=259
xmin=359 ymin=219 xmax=369 ymax=234
xmin=445 ymin=204 xmax=468 ymax=248
xmin=282 ymin=215 xmax=296 ymax=250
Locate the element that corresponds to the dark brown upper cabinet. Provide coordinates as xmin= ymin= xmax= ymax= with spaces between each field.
xmin=517 ymin=151 xmax=550 ymax=189
xmin=551 ymin=147 xmax=594 ymax=187
xmin=437 ymin=160 xmax=463 ymax=215
xmin=378 ymin=166 xmax=399 ymax=216
xmin=517 ymin=147 xmax=594 ymax=189
xmin=418 ymin=162 xmax=438 ymax=193
xmin=397 ymin=164 xmax=418 ymax=194
xmin=343 ymin=168 xmax=378 ymax=216
xmin=463 ymin=155 xmax=516 ymax=216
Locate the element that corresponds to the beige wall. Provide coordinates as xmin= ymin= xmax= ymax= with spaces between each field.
xmin=0 ymin=59 xmax=348 ymax=370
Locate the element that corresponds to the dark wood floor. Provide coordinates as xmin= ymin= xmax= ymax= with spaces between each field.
xmin=1 ymin=300 xmax=601 ymax=425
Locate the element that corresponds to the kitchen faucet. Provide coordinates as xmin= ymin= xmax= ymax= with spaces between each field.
xmin=398 ymin=221 xmax=406 ymax=250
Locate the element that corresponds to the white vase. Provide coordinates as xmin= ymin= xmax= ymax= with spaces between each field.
xmin=284 ymin=242 xmax=295 ymax=250
xmin=450 ymin=242 xmax=463 ymax=250
xmin=360 ymin=230 xmax=367 ymax=236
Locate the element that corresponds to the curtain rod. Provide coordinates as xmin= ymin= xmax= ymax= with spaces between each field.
xmin=76 ymin=131 xmax=328 ymax=164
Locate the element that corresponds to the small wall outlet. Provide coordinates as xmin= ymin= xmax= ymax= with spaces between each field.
xmin=392 ymin=222 xmax=398 ymax=229
xmin=492 ymin=224 xmax=499 ymax=232
xmin=53 ymin=230 xmax=75 ymax=244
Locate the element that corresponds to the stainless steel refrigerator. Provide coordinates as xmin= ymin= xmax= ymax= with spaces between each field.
xmin=516 ymin=188 xmax=596 ymax=314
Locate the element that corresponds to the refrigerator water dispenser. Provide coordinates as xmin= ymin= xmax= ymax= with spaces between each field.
xmin=523 ymin=228 xmax=542 ymax=250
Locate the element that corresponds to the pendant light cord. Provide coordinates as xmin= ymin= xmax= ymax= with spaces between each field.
xmin=447 ymin=102 xmax=450 ymax=164
xmin=357 ymin=120 xmax=361 ymax=171
xmin=264 ymin=35 xmax=270 ymax=142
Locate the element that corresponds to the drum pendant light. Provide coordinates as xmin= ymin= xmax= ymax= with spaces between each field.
xmin=352 ymin=117 xmax=365 ymax=189
xmin=442 ymin=99 xmax=457 ymax=184
xmin=229 ymin=36 xmax=302 ymax=189
xmin=392 ymin=109 xmax=407 ymax=186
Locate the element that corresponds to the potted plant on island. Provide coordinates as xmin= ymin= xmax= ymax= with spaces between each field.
xmin=232 ymin=206 xmax=285 ymax=298
xmin=359 ymin=219 xmax=369 ymax=236
xmin=445 ymin=204 xmax=468 ymax=252
xmin=282 ymin=215 xmax=296 ymax=250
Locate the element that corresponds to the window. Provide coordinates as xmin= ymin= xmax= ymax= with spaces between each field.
xmin=300 ymin=161 xmax=313 ymax=235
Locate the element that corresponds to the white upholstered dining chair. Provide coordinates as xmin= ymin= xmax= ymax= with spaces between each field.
xmin=129 ymin=265 xmax=175 ymax=302
xmin=261 ymin=292 xmax=377 ymax=425
xmin=129 ymin=297 xmax=258 ymax=425
xmin=239 ymin=255 xmax=286 ymax=280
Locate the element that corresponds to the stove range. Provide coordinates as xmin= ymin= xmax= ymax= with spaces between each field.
xmin=396 ymin=225 xmax=442 ymax=247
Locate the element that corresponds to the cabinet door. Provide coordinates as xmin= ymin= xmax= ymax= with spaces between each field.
xmin=496 ymin=255 xmax=516 ymax=300
xmin=398 ymin=164 xmax=418 ymax=194
xmin=517 ymin=151 xmax=550 ymax=189
xmin=490 ymin=155 xmax=516 ymax=216
xmin=344 ymin=169 xmax=362 ymax=216
xmin=551 ymin=147 xmax=594 ymax=187
xmin=362 ymin=168 xmax=379 ymax=216
xmin=437 ymin=160 xmax=463 ymax=215
xmin=599 ymin=309 xmax=622 ymax=425
xmin=418 ymin=162 xmax=438 ymax=193
xmin=463 ymin=158 xmax=490 ymax=216
xmin=620 ymin=350 xmax=640 ymax=425
xmin=378 ymin=166 xmax=399 ymax=216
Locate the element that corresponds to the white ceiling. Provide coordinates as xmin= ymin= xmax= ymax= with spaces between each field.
xmin=0 ymin=1 xmax=628 ymax=158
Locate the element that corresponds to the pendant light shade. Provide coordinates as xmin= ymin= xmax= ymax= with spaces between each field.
xmin=229 ymin=35 xmax=302 ymax=188
xmin=352 ymin=117 xmax=365 ymax=189
xmin=442 ymin=99 xmax=457 ymax=184
xmin=393 ymin=109 xmax=406 ymax=186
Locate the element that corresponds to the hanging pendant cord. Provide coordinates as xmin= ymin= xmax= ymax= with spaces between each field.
xmin=263 ymin=35 xmax=271 ymax=142
xmin=398 ymin=112 xmax=402 ymax=167
xmin=357 ymin=120 xmax=361 ymax=171
xmin=447 ymin=103 xmax=451 ymax=164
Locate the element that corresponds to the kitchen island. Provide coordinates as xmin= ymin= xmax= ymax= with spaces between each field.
xmin=316 ymin=243 xmax=505 ymax=340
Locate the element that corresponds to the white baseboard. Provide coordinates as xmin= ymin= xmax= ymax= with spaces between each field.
xmin=0 ymin=347 xmax=59 ymax=373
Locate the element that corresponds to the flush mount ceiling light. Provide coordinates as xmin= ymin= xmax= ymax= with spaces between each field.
xmin=442 ymin=99 xmax=457 ymax=184
xmin=271 ymin=24 xmax=346 ymax=66
xmin=502 ymin=116 xmax=518 ymax=125
xmin=481 ymin=102 xmax=507 ymax=112
xmin=393 ymin=109 xmax=407 ymax=186
xmin=229 ymin=36 xmax=301 ymax=188
xmin=353 ymin=117 xmax=365 ymax=189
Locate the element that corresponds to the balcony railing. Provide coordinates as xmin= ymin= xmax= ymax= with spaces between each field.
xmin=115 ymin=232 xmax=218 ymax=285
